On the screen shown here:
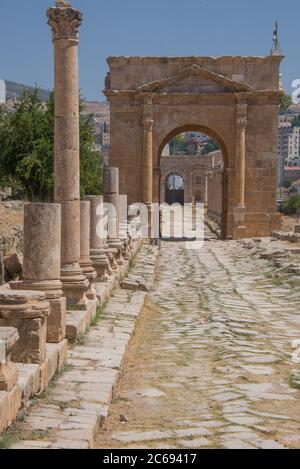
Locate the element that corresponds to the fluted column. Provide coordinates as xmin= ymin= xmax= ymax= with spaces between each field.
xmin=142 ymin=96 xmax=153 ymax=204
xmin=47 ymin=2 xmax=88 ymax=307
xmin=142 ymin=96 xmax=154 ymax=238
xmin=233 ymin=99 xmax=247 ymax=236
xmin=204 ymin=174 xmax=209 ymax=208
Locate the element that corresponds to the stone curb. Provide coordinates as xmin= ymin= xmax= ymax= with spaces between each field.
xmin=7 ymin=243 xmax=158 ymax=449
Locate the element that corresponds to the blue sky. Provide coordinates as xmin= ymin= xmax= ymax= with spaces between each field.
xmin=1 ymin=0 xmax=299 ymax=101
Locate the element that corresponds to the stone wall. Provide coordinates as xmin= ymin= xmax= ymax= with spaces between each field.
xmin=208 ymin=167 xmax=223 ymax=224
xmin=160 ymin=151 xmax=222 ymax=204
xmin=0 ymin=226 xmax=23 ymax=285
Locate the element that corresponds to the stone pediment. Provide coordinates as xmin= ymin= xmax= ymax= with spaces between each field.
xmin=136 ymin=64 xmax=253 ymax=94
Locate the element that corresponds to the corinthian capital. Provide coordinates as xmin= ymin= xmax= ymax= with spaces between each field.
xmin=143 ymin=117 xmax=154 ymax=131
xmin=47 ymin=4 xmax=82 ymax=41
xmin=237 ymin=116 xmax=247 ymax=131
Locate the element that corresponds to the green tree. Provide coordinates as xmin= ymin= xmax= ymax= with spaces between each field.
xmin=291 ymin=114 xmax=300 ymax=127
xmin=280 ymin=95 xmax=292 ymax=112
xmin=280 ymin=194 xmax=300 ymax=216
xmin=0 ymin=89 xmax=102 ymax=200
xmin=201 ymin=139 xmax=219 ymax=155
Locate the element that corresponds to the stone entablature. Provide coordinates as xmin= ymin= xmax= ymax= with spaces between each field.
xmin=106 ymin=56 xmax=283 ymax=92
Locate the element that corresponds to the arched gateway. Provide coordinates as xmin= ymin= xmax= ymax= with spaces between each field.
xmin=104 ymin=55 xmax=284 ymax=239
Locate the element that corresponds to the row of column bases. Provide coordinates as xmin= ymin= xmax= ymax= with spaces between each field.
xmin=0 ymin=167 xmax=139 ymax=393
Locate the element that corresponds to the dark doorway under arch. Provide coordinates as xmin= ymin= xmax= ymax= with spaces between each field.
xmin=165 ymin=173 xmax=184 ymax=205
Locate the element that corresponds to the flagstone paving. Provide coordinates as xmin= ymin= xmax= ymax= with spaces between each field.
xmin=95 ymin=229 xmax=300 ymax=449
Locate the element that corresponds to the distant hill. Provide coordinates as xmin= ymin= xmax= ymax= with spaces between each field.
xmin=5 ymin=80 xmax=51 ymax=101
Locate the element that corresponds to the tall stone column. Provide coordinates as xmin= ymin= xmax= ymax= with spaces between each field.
xmin=142 ymin=96 xmax=154 ymax=238
xmin=233 ymin=99 xmax=247 ymax=237
xmin=47 ymin=2 xmax=88 ymax=306
xmin=10 ymin=203 xmax=66 ymax=343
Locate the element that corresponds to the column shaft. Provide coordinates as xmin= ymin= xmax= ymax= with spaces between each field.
xmin=142 ymin=96 xmax=153 ymax=205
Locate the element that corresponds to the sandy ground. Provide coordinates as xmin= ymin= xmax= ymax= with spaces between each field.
xmin=0 ymin=203 xmax=24 ymax=238
xmin=281 ymin=215 xmax=299 ymax=232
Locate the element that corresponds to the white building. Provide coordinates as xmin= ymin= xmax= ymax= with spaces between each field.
xmin=0 ymin=79 xmax=6 ymax=104
xmin=278 ymin=126 xmax=300 ymax=168
xmin=287 ymin=127 xmax=300 ymax=166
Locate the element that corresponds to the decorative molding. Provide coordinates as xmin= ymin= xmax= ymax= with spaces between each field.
xmin=136 ymin=64 xmax=254 ymax=94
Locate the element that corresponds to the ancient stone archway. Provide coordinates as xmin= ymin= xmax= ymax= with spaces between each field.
xmin=105 ymin=56 xmax=284 ymax=239
xmin=158 ymin=125 xmax=227 ymax=237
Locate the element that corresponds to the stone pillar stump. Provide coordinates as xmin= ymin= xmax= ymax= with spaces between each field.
xmin=0 ymin=327 xmax=19 ymax=392
xmin=10 ymin=203 xmax=66 ymax=343
xmin=0 ymin=291 xmax=49 ymax=365
xmin=83 ymin=195 xmax=112 ymax=279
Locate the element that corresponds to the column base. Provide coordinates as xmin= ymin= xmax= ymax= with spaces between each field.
xmin=10 ymin=280 xmax=66 ymax=343
xmin=0 ymin=290 xmax=49 ymax=365
xmin=61 ymin=263 xmax=89 ymax=309
xmin=108 ymin=239 xmax=125 ymax=265
xmin=79 ymin=260 xmax=98 ymax=302
xmin=103 ymin=246 xmax=118 ymax=270
xmin=90 ymin=249 xmax=112 ymax=280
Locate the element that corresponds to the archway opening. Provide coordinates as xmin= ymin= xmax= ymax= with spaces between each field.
xmin=158 ymin=126 xmax=228 ymax=239
xmin=165 ymin=173 xmax=184 ymax=205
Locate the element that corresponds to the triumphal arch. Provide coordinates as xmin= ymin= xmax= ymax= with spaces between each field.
xmin=104 ymin=55 xmax=284 ymax=239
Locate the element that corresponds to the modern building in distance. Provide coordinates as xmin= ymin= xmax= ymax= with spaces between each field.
xmin=0 ymin=79 xmax=6 ymax=104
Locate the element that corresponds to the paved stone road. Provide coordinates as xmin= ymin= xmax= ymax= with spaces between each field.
xmin=96 ymin=229 xmax=300 ymax=449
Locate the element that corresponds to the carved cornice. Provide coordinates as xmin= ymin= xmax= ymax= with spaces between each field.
xmin=136 ymin=64 xmax=254 ymax=94
xmin=104 ymin=89 xmax=283 ymax=104
xmin=47 ymin=6 xmax=82 ymax=41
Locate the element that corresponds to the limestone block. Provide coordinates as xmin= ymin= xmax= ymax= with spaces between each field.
xmin=103 ymin=167 xmax=119 ymax=194
xmin=47 ymin=297 xmax=67 ymax=343
xmin=0 ymin=385 xmax=22 ymax=434
xmin=0 ymin=290 xmax=49 ymax=365
xmin=23 ymin=203 xmax=61 ymax=281
xmin=0 ymin=327 xmax=19 ymax=391
xmin=3 ymin=253 xmax=23 ymax=276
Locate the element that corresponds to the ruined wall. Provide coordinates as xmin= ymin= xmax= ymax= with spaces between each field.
xmin=244 ymin=103 xmax=281 ymax=237
xmin=107 ymin=56 xmax=282 ymax=91
xmin=109 ymin=99 xmax=143 ymax=203
xmin=208 ymin=168 xmax=223 ymax=224
xmin=160 ymin=151 xmax=222 ymax=204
